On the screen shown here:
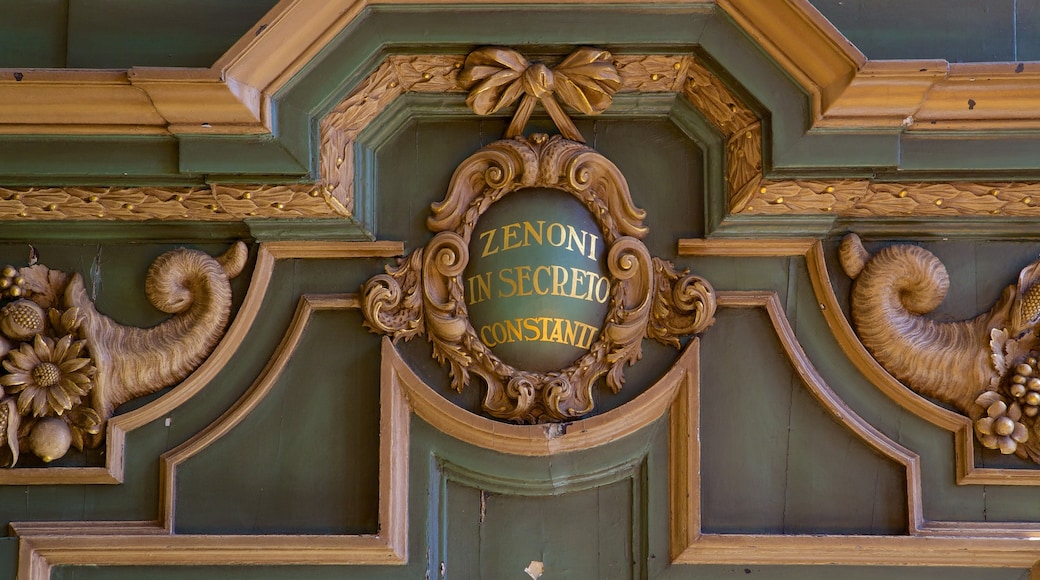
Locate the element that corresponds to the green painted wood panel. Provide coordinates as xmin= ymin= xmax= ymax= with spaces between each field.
xmin=65 ymin=0 xmax=277 ymax=68
xmin=3 ymin=0 xmax=1040 ymax=71
xmin=446 ymin=479 xmax=637 ymax=579
xmin=700 ymin=308 xmax=907 ymax=534
xmin=0 ymin=0 xmax=68 ymax=68
xmin=809 ymin=0 xmax=1016 ymax=62
xmin=175 ymin=309 xmax=380 ymax=534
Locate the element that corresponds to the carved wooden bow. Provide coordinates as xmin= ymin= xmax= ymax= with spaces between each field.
xmin=458 ymin=47 xmax=621 ymax=143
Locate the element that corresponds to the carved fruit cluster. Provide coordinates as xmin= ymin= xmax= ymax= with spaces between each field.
xmin=1007 ymin=358 xmax=1040 ymax=417
xmin=975 ymin=390 xmax=1029 ymax=455
xmin=0 ymin=266 xmax=25 ymax=299
xmin=0 ymin=265 xmax=99 ymax=465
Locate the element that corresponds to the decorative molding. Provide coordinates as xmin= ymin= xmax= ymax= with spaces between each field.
xmin=679 ymin=237 xmax=1040 ymax=485
xmin=0 ymin=240 xmax=404 ymax=484
xmin=11 ymin=292 xmax=410 ymax=579
xmin=388 ymin=336 xmax=695 ymax=456
xmin=362 ymin=133 xmax=715 ymax=422
xmin=16 ymin=45 xmax=1040 ymax=222
xmin=670 ymin=289 xmax=1040 ymax=574
xmin=5 ymin=0 xmax=1040 ymax=137
xmin=0 ymin=184 xmax=343 ymax=222
xmin=8 ymin=2 xmax=1040 ymax=224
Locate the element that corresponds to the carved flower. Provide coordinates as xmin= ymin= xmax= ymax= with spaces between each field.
xmin=0 ymin=334 xmax=94 ymax=417
xmin=48 ymin=306 xmax=83 ymax=338
xmin=975 ymin=391 xmax=1030 ymax=454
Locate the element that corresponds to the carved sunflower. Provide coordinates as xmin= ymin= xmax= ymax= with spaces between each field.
xmin=0 ymin=334 xmax=95 ymax=417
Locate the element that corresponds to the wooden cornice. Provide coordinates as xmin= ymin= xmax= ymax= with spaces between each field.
xmin=718 ymin=0 xmax=1040 ymax=131
xmin=5 ymin=0 xmax=1040 ymax=137
xmin=0 ymin=68 xmax=264 ymax=136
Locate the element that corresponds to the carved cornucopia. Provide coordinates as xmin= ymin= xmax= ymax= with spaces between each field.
xmin=841 ymin=233 xmax=1040 ymax=462
xmin=0 ymin=242 xmax=247 ymax=466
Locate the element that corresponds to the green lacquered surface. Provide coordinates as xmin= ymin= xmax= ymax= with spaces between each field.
xmin=66 ymin=0 xmax=277 ymax=68
xmin=0 ymin=0 xmax=68 ymax=68
xmin=175 ymin=309 xmax=380 ymax=534
xmin=0 ymin=136 xmax=181 ymax=182
xmin=700 ymin=308 xmax=907 ymax=534
xmin=4 ymin=1 xmax=1040 ymax=70
xmin=464 ymin=188 xmax=610 ymax=372
xmin=809 ymin=0 xmax=1016 ymax=62
xmin=178 ymin=135 xmax=306 ymax=177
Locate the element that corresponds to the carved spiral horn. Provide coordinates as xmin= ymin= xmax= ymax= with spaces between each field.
xmin=68 ymin=242 xmax=248 ymax=423
xmin=840 ymin=234 xmax=998 ymax=412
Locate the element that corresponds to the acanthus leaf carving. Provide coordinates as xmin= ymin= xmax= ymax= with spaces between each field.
xmin=0 ymin=242 xmax=247 ymax=466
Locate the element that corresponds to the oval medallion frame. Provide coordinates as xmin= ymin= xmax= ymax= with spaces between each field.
xmin=364 ymin=134 xmax=715 ymax=423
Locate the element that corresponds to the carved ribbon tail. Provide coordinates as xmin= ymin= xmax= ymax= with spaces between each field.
xmin=458 ymin=46 xmax=621 ymax=142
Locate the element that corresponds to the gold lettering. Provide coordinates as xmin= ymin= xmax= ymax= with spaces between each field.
xmin=552 ymin=265 xmax=568 ymax=296
xmin=505 ymin=318 xmax=523 ymax=343
xmin=523 ymin=220 xmax=545 ymax=247
xmin=524 ymin=317 xmax=541 ymax=341
xmin=480 ymin=325 xmax=497 ymax=347
xmin=466 ymin=271 xmax=492 ymax=305
xmin=565 ymin=225 xmax=587 ymax=256
xmin=547 ymin=222 xmax=566 ymax=247
xmin=586 ymin=233 xmax=599 ymax=261
xmin=501 ymin=222 xmax=522 ymax=251
xmin=577 ymin=323 xmax=598 ymax=349
xmin=563 ymin=319 xmax=579 ymax=346
xmin=569 ymin=267 xmax=585 ymax=299
xmin=498 ymin=267 xmax=517 ymax=298
xmin=548 ymin=318 xmax=564 ymax=343
xmin=491 ymin=322 xmax=508 ymax=345
xmin=516 ymin=265 xmax=533 ymax=297
xmin=478 ymin=317 xmax=600 ymax=349
xmin=480 ymin=228 xmax=499 ymax=257
xmin=594 ymin=276 xmax=610 ymax=303
xmin=533 ymin=265 xmax=551 ymax=295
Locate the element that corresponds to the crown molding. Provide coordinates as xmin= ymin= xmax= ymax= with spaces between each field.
xmin=4 ymin=0 xmax=1040 ymax=138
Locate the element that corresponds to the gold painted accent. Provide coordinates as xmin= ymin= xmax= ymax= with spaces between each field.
xmin=362 ymin=135 xmax=714 ymax=422
xmin=0 ymin=185 xmax=341 ymax=221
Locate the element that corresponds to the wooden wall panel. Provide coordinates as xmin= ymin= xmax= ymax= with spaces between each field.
xmin=174 ymin=309 xmax=380 ymax=535
xmin=700 ymin=308 xmax=908 ymax=534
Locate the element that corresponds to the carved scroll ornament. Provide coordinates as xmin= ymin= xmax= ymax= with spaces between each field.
xmin=0 ymin=243 xmax=247 ymax=466
xmin=842 ymin=233 xmax=1040 ymax=462
xmin=362 ymin=134 xmax=715 ymax=423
